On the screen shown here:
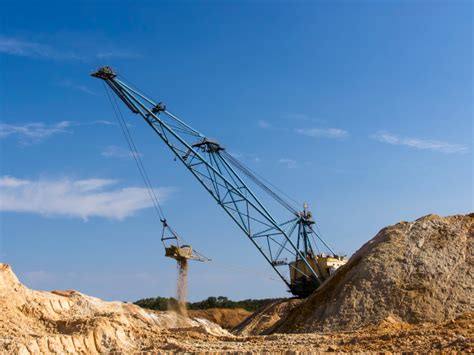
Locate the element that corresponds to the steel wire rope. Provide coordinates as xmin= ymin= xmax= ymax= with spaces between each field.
xmin=222 ymin=151 xmax=301 ymax=215
xmin=103 ymin=82 xmax=165 ymax=220
xmin=118 ymin=71 xmax=301 ymax=216
xmin=103 ymin=82 xmax=210 ymax=260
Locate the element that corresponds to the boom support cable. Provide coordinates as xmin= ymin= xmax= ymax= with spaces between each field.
xmin=222 ymin=151 xmax=300 ymax=215
xmin=111 ymin=82 xmax=302 ymax=217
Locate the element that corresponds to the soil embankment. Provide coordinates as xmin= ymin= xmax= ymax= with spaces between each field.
xmin=189 ymin=308 xmax=251 ymax=329
xmin=273 ymin=213 xmax=473 ymax=333
xmin=233 ymin=299 xmax=301 ymax=335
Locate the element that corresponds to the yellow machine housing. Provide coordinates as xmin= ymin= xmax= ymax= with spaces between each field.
xmin=289 ymin=254 xmax=347 ymax=295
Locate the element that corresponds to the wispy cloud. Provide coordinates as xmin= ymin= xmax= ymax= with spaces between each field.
xmin=0 ymin=176 xmax=173 ymax=220
xmin=282 ymin=113 xmax=326 ymax=124
xmin=101 ymin=145 xmax=142 ymax=159
xmin=295 ymin=127 xmax=349 ymax=139
xmin=0 ymin=36 xmax=141 ymax=61
xmin=257 ymin=120 xmax=272 ymax=129
xmin=258 ymin=117 xmax=347 ymax=141
xmin=73 ymin=84 xmax=95 ymax=95
xmin=372 ymin=131 xmax=469 ymax=154
xmin=228 ymin=151 xmax=261 ymax=163
xmin=0 ymin=121 xmax=72 ymax=143
xmin=0 ymin=120 xmax=114 ymax=144
xmin=0 ymin=36 xmax=79 ymax=60
xmin=278 ymin=158 xmax=298 ymax=169
xmin=89 ymin=120 xmax=114 ymax=126
xmin=58 ymin=80 xmax=96 ymax=95
xmin=96 ymin=50 xmax=142 ymax=59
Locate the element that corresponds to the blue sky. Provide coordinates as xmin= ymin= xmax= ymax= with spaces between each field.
xmin=0 ymin=0 xmax=472 ymax=302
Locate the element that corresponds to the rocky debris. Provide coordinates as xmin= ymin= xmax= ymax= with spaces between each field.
xmin=233 ymin=299 xmax=302 ymax=335
xmin=188 ymin=308 xmax=251 ymax=329
xmin=274 ymin=213 xmax=473 ymax=332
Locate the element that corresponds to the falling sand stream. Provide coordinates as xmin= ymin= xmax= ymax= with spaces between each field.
xmin=176 ymin=258 xmax=188 ymax=316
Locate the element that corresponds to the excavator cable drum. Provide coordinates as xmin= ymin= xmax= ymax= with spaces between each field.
xmin=93 ymin=66 xmax=347 ymax=298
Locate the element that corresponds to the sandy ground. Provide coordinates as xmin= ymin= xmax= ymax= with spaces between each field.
xmin=1 ymin=263 xmax=471 ymax=353
xmin=1 ymin=213 xmax=472 ymax=353
xmin=158 ymin=312 xmax=473 ymax=353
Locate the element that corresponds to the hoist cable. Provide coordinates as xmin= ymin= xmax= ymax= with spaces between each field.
xmin=103 ymin=81 xmax=210 ymax=261
xmin=103 ymin=82 xmax=165 ymax=220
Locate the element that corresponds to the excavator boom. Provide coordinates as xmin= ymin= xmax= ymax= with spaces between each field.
xmin=92 ymin=66 xmax=345 ymax=297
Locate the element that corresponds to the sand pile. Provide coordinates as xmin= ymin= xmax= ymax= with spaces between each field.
xmin=274 ymin=213 xmax=473 ymax=333
xmin=0 ymin=263 xmax=229 ymax=354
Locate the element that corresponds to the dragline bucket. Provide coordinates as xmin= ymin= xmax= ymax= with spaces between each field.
xmin=164 ymin=244 xmax=194 ymax=261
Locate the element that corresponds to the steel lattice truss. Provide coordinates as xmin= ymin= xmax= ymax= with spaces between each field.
xmin=93 ymin=67 xmax=323 ymax=292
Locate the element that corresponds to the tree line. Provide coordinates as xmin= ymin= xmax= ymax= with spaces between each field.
xmin=134 ymin=296 xmax=284 ymax=312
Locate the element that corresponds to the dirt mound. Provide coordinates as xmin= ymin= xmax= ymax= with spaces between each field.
xmin=233 ymin=299 xmax=302 ymax=335
xmin=275 ymin=213 xmax=474 ymax=332
xmin=188 ymin=308 xmax=251 ymax=329
xmin=0 ymin=263 xmax=229 ymax=353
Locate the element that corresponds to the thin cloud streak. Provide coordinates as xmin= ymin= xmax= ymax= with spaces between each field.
xmin=58 ymin=80 xmax=96 ymax=95
xmin=278 ymin=158 xmax=297 ymax=169
xmin=258 ymin=118 xmax=348 ymax=140
xmin=257 ymin=120 xmax=271 ymax=129
xmin=0 ymin=120 xmax=114 ymax=144
xmin=228 ymin=151 xmax=261 ymax=163
xmin=0 ymin=36 xmax=141 ymax=61
xmin=101 ymin=145 xmax=142 ymax=159
xmin=0 ymin=176 xmax=173 ymax=220
xmin=295 ymin=127 xmax=349 ymax=139
xmin=73 ymin=84 xmax=96 ymax=95
xmin=372 ymin=132 xmax=469 ymax=154
xmin=283 ymin=113 xmax=326 ymax=124
xmin=0 ymin=121 xmax=72 ymax=142
xmin=0 ymin=37 xmax=80 ymax=60
xmin=96 ymin=51 xmax=142 ymax=59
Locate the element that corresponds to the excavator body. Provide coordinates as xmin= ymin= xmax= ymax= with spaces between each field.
xmin=289 ymin=254 xmax=347 ymax=297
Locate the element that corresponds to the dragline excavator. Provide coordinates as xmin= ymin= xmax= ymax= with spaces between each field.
xmin=92 ymin=66 xmax=347 ymax=298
